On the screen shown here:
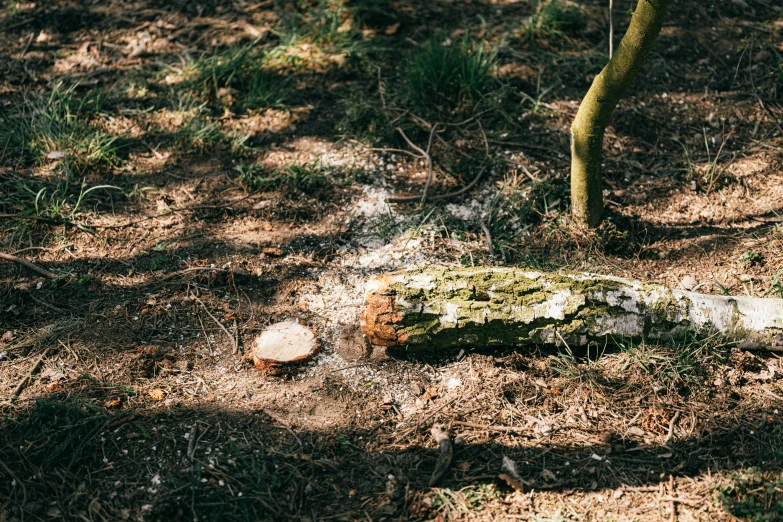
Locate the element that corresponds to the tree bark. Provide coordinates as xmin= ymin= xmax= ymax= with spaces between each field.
xmin=361 ymin=267 xmax=783 ymax=351
xmin=570 ymin=0 xmax=670 ymax=227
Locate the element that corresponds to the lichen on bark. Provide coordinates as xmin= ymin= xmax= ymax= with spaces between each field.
xmin=360 ymin=267 xmax=783 ymax=352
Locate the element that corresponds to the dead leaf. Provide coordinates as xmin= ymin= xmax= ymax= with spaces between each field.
xmin=46 ymin=383 xmax=64 ymax=393
xmin=41 ymin=367 xmax=66 ymax=382
xmin=499 ymin=473 xmax=527 ymax=492
xmin=421 ymin=386 xmax=439 ymax=401
xmin=106 ymin=398 xmax=122 ymax=408
xmin=262 ymin=247 xmax=284 ymax=257
xmin=541 ymin=469 xmax=557 ymax=482
xmin=457 ymin=461 xmax=471 ymax=471
xmin=641 ymin=406 xmax=670 ymax=434
xmin=89 ymin=499 xmax=101 ymax=514
xmin=149 ymin=389 xmax=165 ymax=401
xmin=384 ymin=22 xmax=401 ymax=35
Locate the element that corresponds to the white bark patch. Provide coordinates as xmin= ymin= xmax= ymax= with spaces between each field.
xmin=440 ymin=302 xmax=460 ymax=326
xmin=405 ymin=273 xmax=436 ymax=290
xmin=533 ymin=290 xmax=576 ymax=320
xmin=603 ymin=289 xmax=641 ymax=313
xmin=677 ymin=291 xmax=783 ymax=333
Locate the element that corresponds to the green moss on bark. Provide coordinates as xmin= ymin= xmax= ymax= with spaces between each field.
xmin=364 ymin=267 xmax=783 ymax=352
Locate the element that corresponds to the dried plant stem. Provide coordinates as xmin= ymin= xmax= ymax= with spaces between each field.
xmin=0 ymin=252 xmax=58 ymax=278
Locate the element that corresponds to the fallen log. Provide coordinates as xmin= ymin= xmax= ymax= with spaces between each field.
xmin=360 ymin=267 xmax=783 ymax=351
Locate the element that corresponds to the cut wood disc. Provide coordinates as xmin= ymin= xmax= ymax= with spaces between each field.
xmin=253 ymin=320 xmax=318 ymax=373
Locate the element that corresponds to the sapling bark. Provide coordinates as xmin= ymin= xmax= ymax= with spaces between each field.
xmin=570 ymin=0 xmax=670 ymax=226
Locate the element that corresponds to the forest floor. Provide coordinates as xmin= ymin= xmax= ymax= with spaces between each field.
xmin=1 ymin=0 xmax=783 ymax=520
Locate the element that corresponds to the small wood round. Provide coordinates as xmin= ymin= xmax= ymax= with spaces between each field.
xmin=253 ymin=320 xmax=318 ymax=373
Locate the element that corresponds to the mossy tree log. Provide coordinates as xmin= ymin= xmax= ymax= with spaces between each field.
xmin=571 ymin=0 xmax=670 ymax=227
xmin=361 ymin=267 xmax=783 ymax=351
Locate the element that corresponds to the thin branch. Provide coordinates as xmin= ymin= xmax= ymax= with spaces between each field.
xmin=421 ymin=123 xmax=441 ymax=202
xmin=364 ymin=147 xmax=421 ymax=159
xmin=13 ymin=347 xmax=50 ymax=397
xmin=453 ymin=420 xmax=532 ymax=433
xmin=194 ymin=295 xmax=238 ymax=354
xmin=747 ymin=38 xmax=783 ymax=138
xmin=394 ymin=127 xmax=428 ymax=157
xmin=478 ymin=219 xmax=494 ymax=258
xmin=0 ymin=459 xmax=27 ymax=519
xmin=0 ymin=252 xmax=58 ymax=278
xmin=609 ymin=0 xmax=614 ymax=59
xmin=387 ymin=166 xmax=487 ymax=203
xmin=0 ymin=214 xmax=97 ymax=235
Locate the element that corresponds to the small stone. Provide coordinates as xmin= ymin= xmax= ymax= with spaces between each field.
xmin=680 ymin=275 xmax=698 ymax=290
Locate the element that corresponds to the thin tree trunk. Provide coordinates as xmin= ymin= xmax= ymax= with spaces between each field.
xmin=570 ymin=0 xmax=670 ymax=227
xmin=361 ymin=267 xmax=783 ymax=351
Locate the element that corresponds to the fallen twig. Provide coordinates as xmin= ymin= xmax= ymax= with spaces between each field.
xmin=0 ymin=458 xmax=27 ymax=519
xmin=388 ymin=166 xmax=487 ymax=203
xmin=384 ymin=111 xmax=492 ymax=204
xmin=453 ymin=420 xmax=532 ymax=433
xmin=194 ymin=296 xmax=238 ymax=354
xmin=749 ymin=40 xmax=783 ymax=138
xmin=0 ymin=252 xmax=58 ymax=279
xmin=12 ymin=347 xmax=50 ymax=397
xmin=0 ymin=214 xmax=97 ymax=235
xmin=187 ymin=424 xmax=198 ymax=461
xmin=665 ymin=411 xmax=680 ymax=444
xmin=393 ymin=126 xmax=438 ymax=203
xmin=478 ymin=219 xmax=494 ymax=258
xmin=429 ymin=425 xmax=453 ymax=487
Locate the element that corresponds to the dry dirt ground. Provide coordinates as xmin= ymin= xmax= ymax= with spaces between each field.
xmin=1 ymin=0 xmax=783 ymax=520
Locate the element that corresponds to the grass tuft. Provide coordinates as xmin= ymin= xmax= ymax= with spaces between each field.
xmin=617 ymin=333 xmax=727 ymax=387
xmin=235 ymin=160 xmax=338 ymax=196
xmin=189 ymin=43 xmax=292 ymax=111
xmin=525 ymin=0 xmax=586 ymax=40
xmin=0 ymin=83 xmax=120 ymax=173
xmin=402 ymin=36 xmax=496 ymax=117
xmin=336 ymin=89 xmax=391 ymax=144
